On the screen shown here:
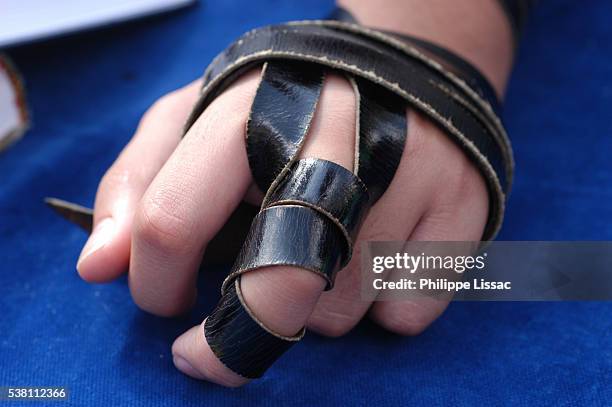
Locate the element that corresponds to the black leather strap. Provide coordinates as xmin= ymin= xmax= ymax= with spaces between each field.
xmin=221 ymin=204 xmax=347 ymax=293
xmin=247 ymin=61 xmax=324 ymax=193
xmin=49 ymin=0 xmax=520 ymax=378
xmin=353 ymin=78 xmax=407 ymax=202
xmin=329 ymin=6 xmax=501 ymax=114
xmin=208 ymin=159 xmax=369 ymax=377
xmin=205 ymin=278 xmax=304 ymax=379
xmin=49 ymin=9 xmax=517 ymax=380
xmin=191 ymin=14 xmax=514 ymax=379
xmin=185 ymin=21 xmax=512 ymax=239
xmin=265 ymin=158 xmax=370 ymax=252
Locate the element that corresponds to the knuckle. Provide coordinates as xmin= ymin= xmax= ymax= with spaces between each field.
xmin=308 ymin=308 xmax=359 ymax=338
xmin=358 ymin=222 xmax=397 ymax=241
xmin=133 ymin=294 xmax=190 ymax=317
xmin=451 ymin=157 xmax=479 ymax=197
xmin=148 ymin=93 xmax=177 ymax=117
xmin=142 ymin=88 xmax=192 ymax=124
xmin=134 ymin=190 xmax=195 ymax=255
xmin=408 ymin=111 xmax=486 ymax=205
xmin=309 ymin=319 xmax=354 ymax=338
xmin=98 ymin=166 xmax=127 ymax=194
xmin=443 ymin=159 xmax=487 ymax=210
xmin=433 ymin=149 xmax=476 ymax=201
xmin=374 ymin=303 xmax=434 ymax=336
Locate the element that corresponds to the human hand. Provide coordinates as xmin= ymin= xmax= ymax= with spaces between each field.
xmin=75 ymin=0 xmax=512 ymax=387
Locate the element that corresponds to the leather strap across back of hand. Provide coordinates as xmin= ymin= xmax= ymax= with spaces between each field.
xmin=184 ymin=9 xmax=518 ymax=379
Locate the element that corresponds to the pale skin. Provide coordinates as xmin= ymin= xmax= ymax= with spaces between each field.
xmin=76 ymin=0 xmax=513 ymax=387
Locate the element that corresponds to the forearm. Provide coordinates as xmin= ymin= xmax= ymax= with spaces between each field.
xmin=337 ymin=0 xmax=514 ymax=97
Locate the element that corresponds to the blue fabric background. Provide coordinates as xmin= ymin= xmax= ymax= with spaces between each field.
xmin=1 ymin=1 xmax=611 ymax=405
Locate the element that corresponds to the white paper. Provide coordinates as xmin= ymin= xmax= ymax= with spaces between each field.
xmin=0 ymin=0 xmax=196 ymax=48
xmin=0 ymin=59 xmax=27 ymax=151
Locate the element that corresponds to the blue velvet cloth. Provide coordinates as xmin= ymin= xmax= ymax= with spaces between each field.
xmin=1 ymin=1 xmax=611 ymax=405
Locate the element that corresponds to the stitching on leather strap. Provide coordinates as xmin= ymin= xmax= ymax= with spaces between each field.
xmin=190 ymin=48 xmax=506 ymax=238
xmin=199 ymin=18 xmax=515 ymax=379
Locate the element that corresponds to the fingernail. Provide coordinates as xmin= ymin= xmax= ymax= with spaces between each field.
xmin=173 ymin=355 xmax=204 ymax=379
xmin=76 ymin=218 xmax=115 ymax=271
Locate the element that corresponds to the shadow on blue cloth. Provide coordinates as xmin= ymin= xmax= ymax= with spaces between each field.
xmin=0 ymin=1 xmax=610 ymax=405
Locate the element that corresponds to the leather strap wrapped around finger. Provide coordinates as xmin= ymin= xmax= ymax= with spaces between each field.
xmin=205 ymin=278 xmax=304 ymax=379
xmin=193 ymin=11 xmax=515 ymax=379
xmin=185 ymin=21 xmax=513 ymax=240
xmin=222 ymin=158 xmax=370 ymax=294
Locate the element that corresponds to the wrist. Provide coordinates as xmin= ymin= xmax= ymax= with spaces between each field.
xmin=336 ymin=0 xmax=513 ymax=97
